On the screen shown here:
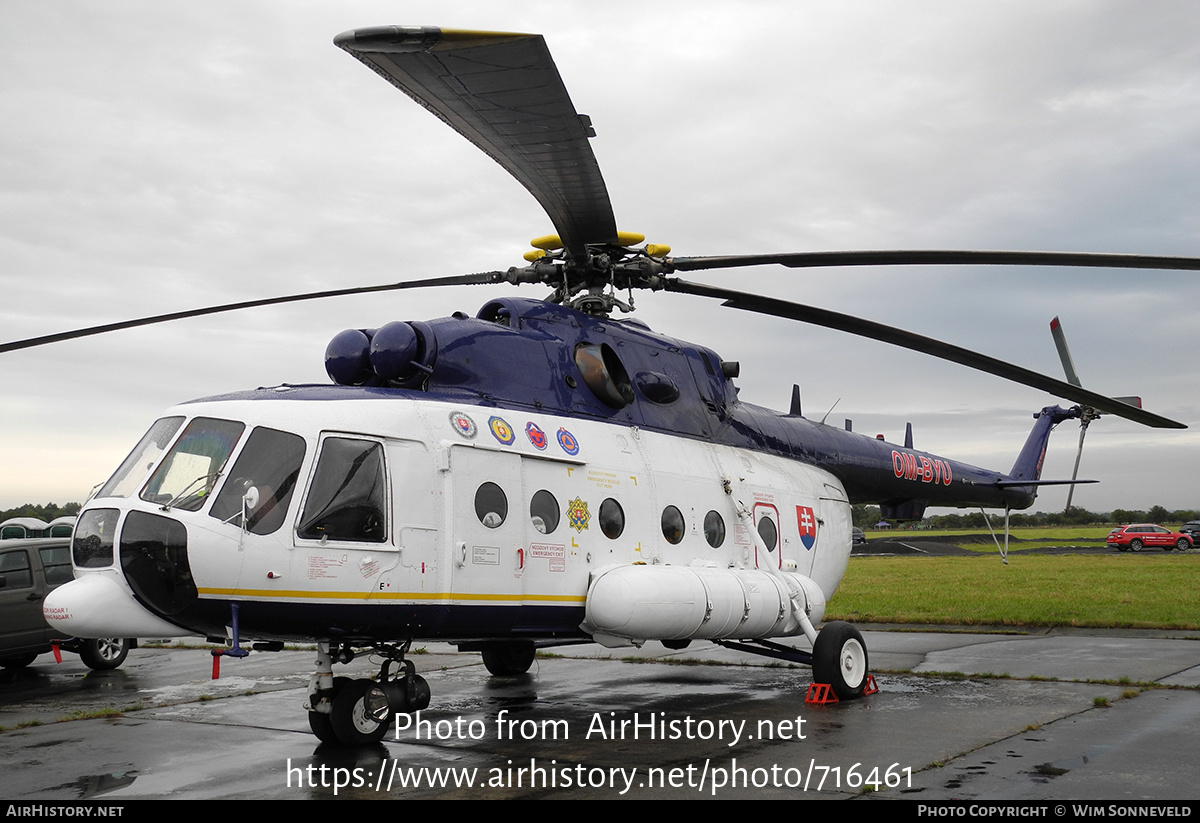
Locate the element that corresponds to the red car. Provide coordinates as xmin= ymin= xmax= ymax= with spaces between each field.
xmin=1107 ymin=524 xmax=1193 ymax=552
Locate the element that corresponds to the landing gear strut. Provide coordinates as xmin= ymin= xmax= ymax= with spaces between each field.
xmin=307 ymin=640 xmax=431 ymax=746
xmin=714 ymin=620 xmax=873 ymax=701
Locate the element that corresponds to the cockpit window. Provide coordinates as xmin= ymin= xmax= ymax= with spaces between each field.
xmin=140 ymin=418 xmax=245 ymax=511
xmin=209 ymin=427 xmax=307 ymax=535
xmin=97 ymin=416 xmax=185 ymax=499
xmin=297 ymin=438 xmax=387 ymax=543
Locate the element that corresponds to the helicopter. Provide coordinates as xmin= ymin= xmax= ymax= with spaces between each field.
xmin=11 ymin=23 xmax=1194 ymax=747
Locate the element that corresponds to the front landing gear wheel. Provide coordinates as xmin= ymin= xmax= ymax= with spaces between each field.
xmin=309 ymin=676 xmax=351 ymax=744
xmin=812 ymin=621 xmax=869 ymax=700
xmin=330 ymin=678 xmax=391 ymax=746
xmin=481 ymin=642 xmax=536 ymax=676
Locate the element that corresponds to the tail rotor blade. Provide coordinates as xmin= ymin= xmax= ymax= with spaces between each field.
xmin=1049 ymin=316 xmax=1083 ymax=387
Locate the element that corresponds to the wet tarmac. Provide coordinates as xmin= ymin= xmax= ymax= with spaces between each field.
xmin=1 ymin=627 xmax=1197 ymax=801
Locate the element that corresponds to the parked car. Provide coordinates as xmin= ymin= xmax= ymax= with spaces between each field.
xmin=1106 ymin=524 xmax=1193 ymax=552
xmin=0 ymin=538 xmax=133 ymax=670
xmin=1179 ymin=521 xmax=1200 ymax=544
xmin=851 ymin=527 xmax=867 ymax=545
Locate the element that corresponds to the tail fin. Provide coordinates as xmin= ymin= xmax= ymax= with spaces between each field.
xmin=1008 ymin=405 xmax=1081 ymax=482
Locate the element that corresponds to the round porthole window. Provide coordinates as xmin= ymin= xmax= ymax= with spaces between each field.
xmin=756 ymin=516 xmax=777 ymax=552
xmin=529 ymin=489 xmax=560 ymax=534
xmin=704 ymin=510 xmax=726 ymax=548
xmin=661 ymin=505 xmax=684 ymax=545
xmin=599 ymin=498 xmax=625 ymax=539
xmin=474 ymin=482 xmax=508 ymax=529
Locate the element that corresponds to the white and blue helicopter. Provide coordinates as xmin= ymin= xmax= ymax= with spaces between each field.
xmin=8 ymin=26 xmax=1193 ymax=746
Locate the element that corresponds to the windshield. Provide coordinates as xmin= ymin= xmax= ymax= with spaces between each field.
xmin=140 ymin=418 xmax=245 ymax=511
xmin=96 ymin=417 xmax=185 ymax=499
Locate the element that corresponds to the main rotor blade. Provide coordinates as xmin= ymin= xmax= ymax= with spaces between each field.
xmin=669 ymin=249 xmax=1200 ymax=272
xmin=335 ymin=26 xmax=618 ymax=258
xmin=665 ymin=278 xmax=1187 ymax=429
xmin=0 ymin=272 xmax=507 ymax=355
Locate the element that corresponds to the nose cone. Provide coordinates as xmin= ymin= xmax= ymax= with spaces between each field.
xmin=44 ymin=574 xmax=192 ymax=638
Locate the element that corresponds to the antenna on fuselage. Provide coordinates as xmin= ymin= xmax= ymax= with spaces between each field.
xmin=818 ymin=398 xmax=841 ymax=426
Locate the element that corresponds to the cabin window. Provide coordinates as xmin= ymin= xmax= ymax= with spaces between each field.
xmin=756 ymin=516 xmax=778 ymax=553
xmin=0 ymin=550 xmax=32 ymax=589
xmin=97 ymin=416 xmax=184 ymax=500
xmin=474 ymin=482 xmax=508 ymax=529
xmin=73 ymin=508 xmax=119 ymax=568
xmin=39 ymin=546 xmax=74 ymax=585
xmin=210 ymin=427 xmax=307 ymax=535
xmin=297 ymin=438 xmax=387 ymax=543
xmin=140 ymin=418 xmax=245 ymax=511
xmin=661 ymin=505 xmax=684 ymax=545
xmin=599 ymin=498 xmax=624 ymax=539
xmin=529 ymin=489 xmax=559 ymax=534
xmin=704 ymin=510 xmax=726 ymax=548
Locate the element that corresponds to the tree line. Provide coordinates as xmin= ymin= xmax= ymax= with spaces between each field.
xmin=0 ymin=502 xmax=82 ymax=523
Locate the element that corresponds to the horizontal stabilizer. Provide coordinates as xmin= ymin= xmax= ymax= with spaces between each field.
xmin=994 ymin=479 xmax=1099 ymax=487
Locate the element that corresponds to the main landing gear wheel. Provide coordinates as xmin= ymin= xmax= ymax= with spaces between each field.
xmin=481 ymin=642 xmax=536 ymax=676
xmin=812 ymin=621 xmax=869 ymax=700
xmin=79 ymin=638 xmax=131 ymax=670
xmin=330 ymin=678 xmax=391 ymax=746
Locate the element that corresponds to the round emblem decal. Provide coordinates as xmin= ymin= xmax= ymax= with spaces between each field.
xmin=489 ymin=415 xmax=515 ymax=445
xmin=525 ymin=422 xmax=548 ymax=450
xmin=557 ymin=427 xmax=580 ymax=456
xmin=449 ymin=411 xmax=476 ymax=439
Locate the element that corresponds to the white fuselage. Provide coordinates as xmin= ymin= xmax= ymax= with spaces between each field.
xmin=46 ymin=393 xmax=854 ymax=645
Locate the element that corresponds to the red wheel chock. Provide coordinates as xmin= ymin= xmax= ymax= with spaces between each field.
xmin=805 ymin=683 xmax=838 ymax=704
xmin=806 ymin=674 xmax=880 ymax=704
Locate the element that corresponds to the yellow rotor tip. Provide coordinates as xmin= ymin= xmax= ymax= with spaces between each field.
xmin=530 ymin=234 xmax=563 ymax=251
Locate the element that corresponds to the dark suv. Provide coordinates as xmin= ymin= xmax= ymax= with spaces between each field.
xmin=0 ymin=538 xmax=133 ymax=670
xmin=1180 ymin=521 xmax=1200 ymax=545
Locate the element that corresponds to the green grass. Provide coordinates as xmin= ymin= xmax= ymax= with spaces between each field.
xmin=826 ymin=554 xmax=1198 ymax=629
xmin=57 ymin=708 xmax=125 ymax=722
xmin=866 ymin=526 xmax=1116 ymax=541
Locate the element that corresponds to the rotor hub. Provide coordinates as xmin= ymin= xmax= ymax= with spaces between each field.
xmin=508 ymin=235 xmax=672 ymax=316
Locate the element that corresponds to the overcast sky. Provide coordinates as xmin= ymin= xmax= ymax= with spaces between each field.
xmin=1 ymin=1 xmax=1196 ymax=515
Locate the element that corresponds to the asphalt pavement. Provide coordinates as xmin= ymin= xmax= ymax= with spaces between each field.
xmin=1 ymin=623 xmax=1197 ymax=801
